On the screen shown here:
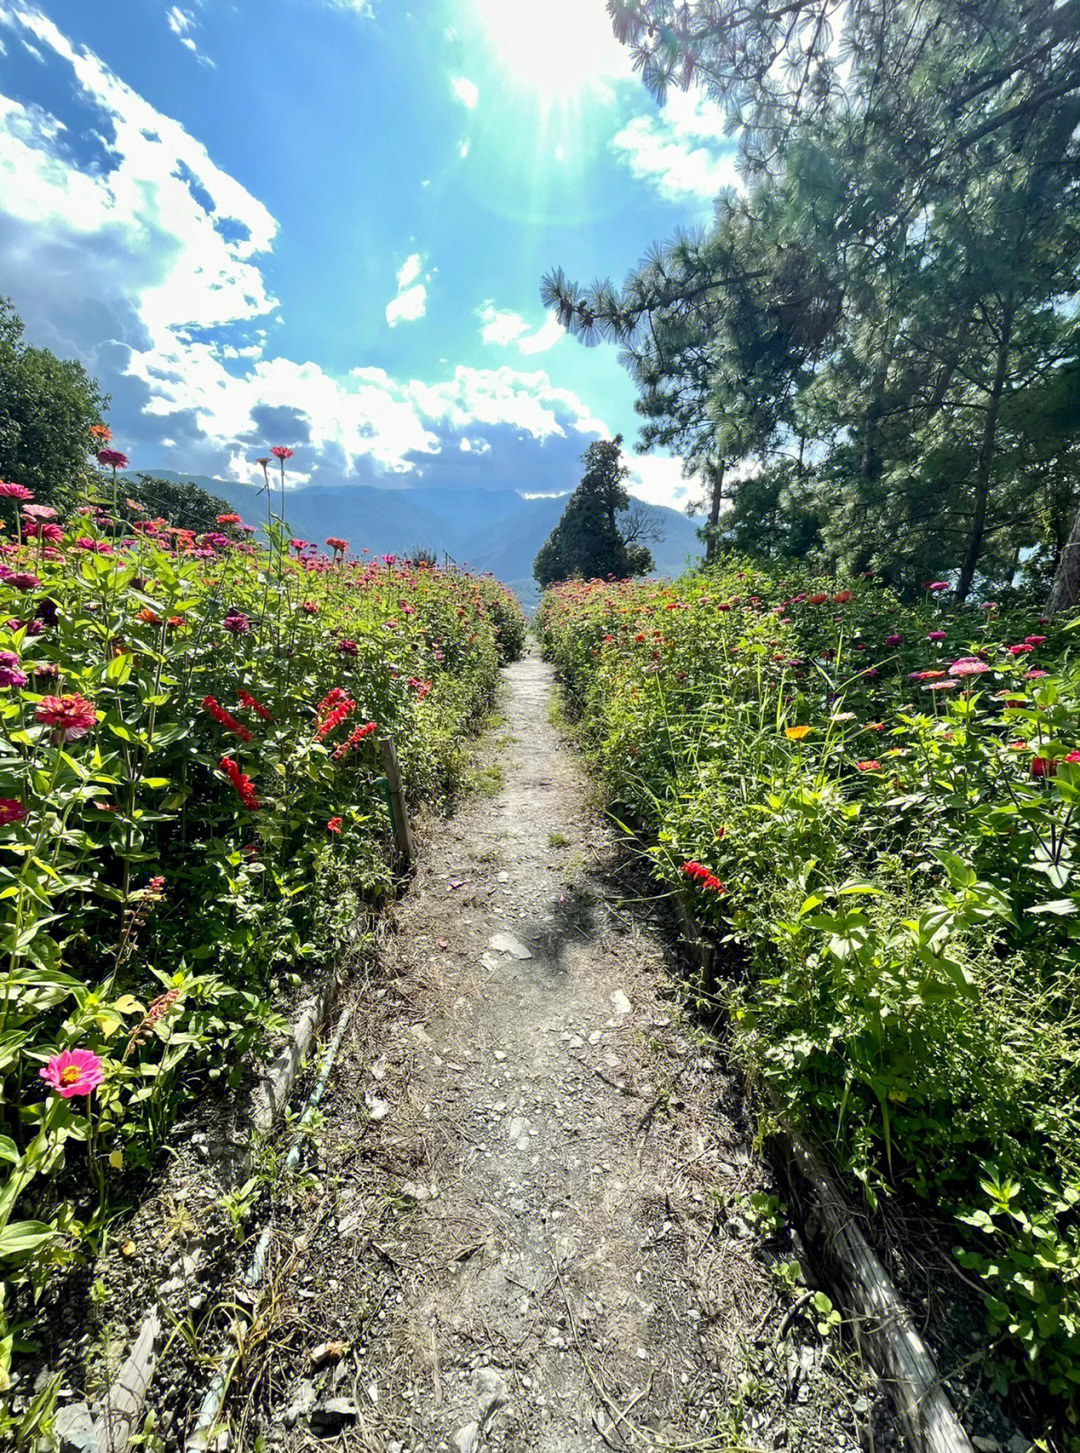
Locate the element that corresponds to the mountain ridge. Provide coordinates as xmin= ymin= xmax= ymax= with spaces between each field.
xmin=132 ymin=473 xmax=705 ymax=607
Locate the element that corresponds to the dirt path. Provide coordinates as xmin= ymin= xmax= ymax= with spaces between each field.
xmin=233 ymin=648 xmax=886 ymax=1452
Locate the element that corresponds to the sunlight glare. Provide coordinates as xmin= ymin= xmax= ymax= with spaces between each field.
xmin=471 ymin=0 xmax=629 ymax=100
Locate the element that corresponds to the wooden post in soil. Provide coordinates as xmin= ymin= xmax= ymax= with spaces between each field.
xmin=378 ymin=735 xmax=414 ymax=867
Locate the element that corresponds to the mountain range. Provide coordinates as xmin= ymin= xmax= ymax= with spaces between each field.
xmin=137 ymin=474 xmax=705 ymax=609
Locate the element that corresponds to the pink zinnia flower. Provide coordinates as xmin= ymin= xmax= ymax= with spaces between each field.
xmin=22 ymin=504 xmax=58 ymax=521
xmin=0 ymin=664 xmax=28 ymax=688
xmin=949 ymin=657 xmax=989 ymax=678
xmin=927 ymin=631 xmax=947 ymax=642
xmin=0 ymin=482 xmax=34 ymax=501
xmin=856 ymin=760 xmax=881 ymax=771
xmin=926 ymin=581 xmax=949 ymax=592
xmin=1024 ymin=635 xmax=1047 ymax=647
xmin=0 ymin=798 xmax=27 ymax=825
xmin=1007 ymin=643 xmax=1033 ymax=656
xmin=1025 ymin=669 xmax=1049 ymax=679
xmin=97 ymin=449 xmax=129 ymax=470
xmin=326 ymin=816 xmax=343 ymax=834
xmin=271 ymin=446 xmax=294 ymax=461
xmin=40 ymin=1048 xmax=104 ymax=1098
xmin=35 ymin=693 xmax=98 ymax=740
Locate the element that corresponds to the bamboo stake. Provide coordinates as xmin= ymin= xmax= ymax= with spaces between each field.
xmin=378 ymin=735 xmax=414 ymax=866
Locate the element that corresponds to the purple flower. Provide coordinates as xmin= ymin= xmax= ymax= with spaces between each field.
xmin=0 ymin=666 xmax=28 ymax=688
xmin=222 ymin=611 xmax=251 ymax=635
xmin=885 ymin=634 xmax=904 ymax=647
xmin=926 ymin=630 xmax=947 ymax=642
xmin=11 ymin=573 xmax=40 ymax=591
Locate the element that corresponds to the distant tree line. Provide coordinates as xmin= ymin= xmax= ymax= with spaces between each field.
xmin=543 ymin=0 xmax=1080 ymax=606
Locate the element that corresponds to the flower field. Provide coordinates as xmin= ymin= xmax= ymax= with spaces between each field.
xmin=0 ymin=477 xmax=524 ymax=1375
xmin=538 ymin=561 xmax=1080 ymax=1436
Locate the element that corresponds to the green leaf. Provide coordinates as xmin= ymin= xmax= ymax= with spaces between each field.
xmin=0 ymin=1221 xmax=58 ymax=1258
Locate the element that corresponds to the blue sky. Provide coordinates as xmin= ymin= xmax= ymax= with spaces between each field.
xmin=0 ymin=0 xmax=739 ymax=507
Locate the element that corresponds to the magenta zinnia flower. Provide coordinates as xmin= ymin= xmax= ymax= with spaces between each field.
xmin=222 ymin=611 xmax=251 ymax=635
xmin=40 ymin=1047 xmax=104 ymax=1097
xmin=0 ymin=482 xmax=33 ymax=501
xmin=0 ymin=798 xmax=27 ymax=825
xmin=97 ymin=449 xmax=129 ymax=470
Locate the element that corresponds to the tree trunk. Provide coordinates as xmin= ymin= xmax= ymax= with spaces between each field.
xmin=956 ymin=300 xmax=1013 ymax=603
xmin=704 ymin=458 xmax=725 ymax=563
xmin=1048 ymin=501 xmax=1080 ymax=612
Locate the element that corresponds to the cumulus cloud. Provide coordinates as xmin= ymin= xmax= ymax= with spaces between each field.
xmin=611 ymin=87 xmax=741 ymax=202
xmin=451 ymin=75 xmax=478 ymax=109
xmin=477 ymin=304 xmax=563 ymax=355
xmin=385 ymin=252 xmax=427 ymax=326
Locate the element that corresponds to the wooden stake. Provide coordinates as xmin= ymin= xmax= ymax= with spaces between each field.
xmin=378 ymin=735 xmax=414 ymax=867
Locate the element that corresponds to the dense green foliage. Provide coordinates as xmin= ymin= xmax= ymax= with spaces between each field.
xmin=545 ymin=0 xmax=1080 ymax=602
xmin=533 ymin=437 xmax=655 ymax=588
xmin=539 ymin=562 xmax=1080 ymax=1440
xmin=0 ymin=482 xmax=524 ymax=1396
xmin=122 ymin=472 xmax=236 ymax=534
xmin=0 ymin=299 xmax=107 ymax=514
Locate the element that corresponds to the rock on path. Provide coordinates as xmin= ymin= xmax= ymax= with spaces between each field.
xmin=226 ymin=649 xmax=883 ymax=1452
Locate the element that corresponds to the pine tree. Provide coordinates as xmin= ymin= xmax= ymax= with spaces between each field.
xmin=533 ymin=438 xmax=655 ymax=588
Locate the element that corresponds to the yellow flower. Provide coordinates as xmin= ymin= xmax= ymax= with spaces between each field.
xmin=785 ymin=725 xmax=811 ymax=740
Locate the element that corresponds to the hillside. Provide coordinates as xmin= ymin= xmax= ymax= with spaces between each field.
xmin=134 ymin=474 xmax=705 ymax=607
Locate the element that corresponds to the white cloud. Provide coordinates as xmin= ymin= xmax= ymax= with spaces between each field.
xmin=385 ymin=253 xmax=427 ymax=326
xmin=625 ymin=453 xmax=701 ymax=509
xmin=458 ymin=139 xmax=470 ymax=159
xmin=396 ymin=252 xmax=421 ymax=289
xmin=165 ymin=5 xmax=214 ymax=67
xmin=477 ymin=304 xmax=563 ymax=355
xmin=451 ymin=75 xmax=478 ymax=109
xmin=411 ymin=366 xmax=605 ymax=442
xmin=385 ymin=284 xmax=427 ymax=327
xmin=611 ymin=87 xmax=741 ymax=202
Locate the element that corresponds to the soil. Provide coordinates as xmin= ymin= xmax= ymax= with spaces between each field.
xmin=194 ymin=648 xmax=895 ymax=1452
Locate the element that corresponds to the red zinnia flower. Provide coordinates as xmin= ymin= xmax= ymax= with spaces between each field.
xmin=36 ymin=693 xmax=97 ymax=741
xmin=216 ymin=513 xmax=242 ymax=526
xmin=0 ymin=798 xmax=27 ymax=825
xmin=271 ymin=446 xmax=295 ymax=461
xmin=1031 ymin=756 xmax=1057 ymax=777
xmin=326 ymin=816 xmax=343 ymax=834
